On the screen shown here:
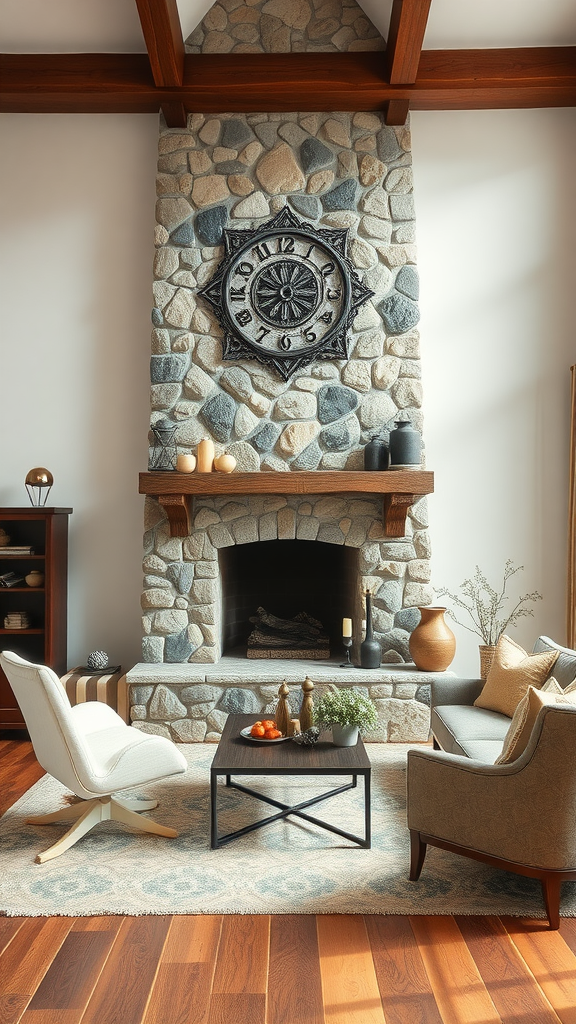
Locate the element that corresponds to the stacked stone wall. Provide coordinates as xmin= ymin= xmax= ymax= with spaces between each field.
xmin=143 ymin=493 xmax=432 ymax=665
xmin=128 ymin=667 xmax=434 ymax=743
xmin=146 ymin=105 xmax=433 ymax=666
xmin=185 ymin=0 xmax=384 ymax=54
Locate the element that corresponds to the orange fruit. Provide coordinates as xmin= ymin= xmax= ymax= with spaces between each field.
xmin=251 ymin=724 xmax=266 ymax=738
xmin=261 ymin=719 xmax=276 ymax=729
xmin=264 ymin=728 xmax=282 ymax=739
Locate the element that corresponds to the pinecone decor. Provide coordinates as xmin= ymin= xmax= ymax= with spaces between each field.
xmin=86 ymin=650 xmax=109 ymax=670
xmin=292 ymin=726 xmax=320 ymax=746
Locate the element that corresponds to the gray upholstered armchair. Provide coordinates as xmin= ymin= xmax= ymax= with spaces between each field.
xmin=407 ymin=701 xmax=576 ymax=928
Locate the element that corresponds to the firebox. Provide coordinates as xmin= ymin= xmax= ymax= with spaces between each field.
xmin=219 ymin=539 xmax=358 ymax=657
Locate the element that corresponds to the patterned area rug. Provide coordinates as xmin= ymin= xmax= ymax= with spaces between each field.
xmin=1 ymin=743 xmax=573 ymax=918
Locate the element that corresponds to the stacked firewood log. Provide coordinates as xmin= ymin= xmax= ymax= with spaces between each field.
xmin=247 ymin=607 xmax=330 ymax=660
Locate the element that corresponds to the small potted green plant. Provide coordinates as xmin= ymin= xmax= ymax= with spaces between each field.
xmin=315 ymin=687 xmax=378 ymax=746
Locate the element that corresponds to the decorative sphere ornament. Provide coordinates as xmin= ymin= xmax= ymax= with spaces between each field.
xmin=25 ymin=571 xmax=44 ymax=587
xmin=25 ymin=467 xmax=54 ymax=507
xmin=291 ymin=726 xmax=320 ymax=747
xmin=87 ymin=651 xmax=109 ymax=670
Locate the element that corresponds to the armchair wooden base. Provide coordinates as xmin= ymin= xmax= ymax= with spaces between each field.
xmin=409 ymin=828 xmax=576 ymax=929
xmin=28 ymin=795 xmax=178 ymax=864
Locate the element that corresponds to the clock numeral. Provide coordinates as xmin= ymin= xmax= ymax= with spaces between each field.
xmin=278 ymin=236 xmax=295 ymax=254
xmin=327 ymin=288 xmax=341 ymax=301
xmin=303 ymin=243 xmax=315 ymax=260
xmin=253 ymin=243 xmax=271 ymax=262
xmin=255 ymin=326 xmax=271 ymax=344
xmin=235 ymin=309 xmax=253 ymax=327
xmin=319 ymin=311 xmax=334 ymax=324
xmin=279 ymin=334 xmax=292 ymax=351
xmin=303 ymin=329 xmax=317 ymax=343
xmin=321 ymin=261 xmax=335 ymax=276
xmin=230 ymin=286 xmax=245 ymax=301
xmin=237 ymin=261 xmax=254 ymax=278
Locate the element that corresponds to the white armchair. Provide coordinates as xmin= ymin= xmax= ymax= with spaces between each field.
xmin=1 ymin=651 xmax=188 ymax=863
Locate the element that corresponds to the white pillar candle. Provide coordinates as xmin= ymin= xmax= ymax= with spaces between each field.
xmin=197 ymin=438 xmax=215 ymax=473
xmin=342 ymin=617 xmax=352 ymax=637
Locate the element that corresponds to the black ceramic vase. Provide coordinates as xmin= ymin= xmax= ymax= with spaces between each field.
xmin=389 ymin=418 xmax=421 ymax=468
xmin=360 ymin=590 xmax=381 ymax=669
xmin=363 ymin=435 xmax=390 ymax=471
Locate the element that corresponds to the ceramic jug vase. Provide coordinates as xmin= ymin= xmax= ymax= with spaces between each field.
xmin=389 ymin=418 xmax=421 ymax=468
xmin=409 ymin=606 xmax=456 ymax=672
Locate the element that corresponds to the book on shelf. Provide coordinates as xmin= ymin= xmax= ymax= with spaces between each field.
xmin=4 ymin=612 xmax=31 ymax=628
xmin=0 ymin=546 xmax=35 ymax=555
xmin=0 ymin=572 xmax=26 ymax=587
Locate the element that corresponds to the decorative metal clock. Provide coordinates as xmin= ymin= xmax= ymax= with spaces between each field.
xmin=198 ymin=206 xmax=374 ymax=380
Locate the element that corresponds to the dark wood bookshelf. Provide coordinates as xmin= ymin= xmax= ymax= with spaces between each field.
xmin=0 ymin=588 xmax=45 ymax=594
xmin=0 ymin=508 xmax=72 ymax=729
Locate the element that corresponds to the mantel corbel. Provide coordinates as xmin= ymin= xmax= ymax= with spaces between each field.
xmin=382 ymin=493 xmax=418 ymax=538
xmin=157 ymin=493 xmax=192 ymax=537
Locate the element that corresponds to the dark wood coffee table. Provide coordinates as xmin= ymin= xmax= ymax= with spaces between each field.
xmin=210 ymin=713 xmax=371 ymax=849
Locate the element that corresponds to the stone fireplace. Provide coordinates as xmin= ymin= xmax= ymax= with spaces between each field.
xmin=126 ymin=8 xmax=441 ymax=741
xmin=141 ymin=489 xmax=433 ymax=666
xmin=129 ymin=481 xmax=440 ymax=742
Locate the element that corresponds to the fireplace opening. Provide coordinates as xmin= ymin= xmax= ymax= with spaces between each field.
xmin=220 ymin=540 xmax=359 ymax=658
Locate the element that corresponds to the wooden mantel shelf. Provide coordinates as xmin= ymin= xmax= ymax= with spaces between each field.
xmin=139 ymin=470 xmax=434 ymax=539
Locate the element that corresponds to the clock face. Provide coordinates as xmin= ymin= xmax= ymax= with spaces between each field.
xmin=199 ymin=207 xmax=373 ymax=380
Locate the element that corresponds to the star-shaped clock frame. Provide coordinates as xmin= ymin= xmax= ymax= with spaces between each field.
xmin=198 ymin=206 xmax=374 ymax=381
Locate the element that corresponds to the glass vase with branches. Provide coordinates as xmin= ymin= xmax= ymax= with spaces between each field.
xmin=436 ymin=560 xmax=542 ymax=646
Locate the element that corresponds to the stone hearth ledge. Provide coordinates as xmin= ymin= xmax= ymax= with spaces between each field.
xmin=127 ymin=657 xmax=454 ymax=744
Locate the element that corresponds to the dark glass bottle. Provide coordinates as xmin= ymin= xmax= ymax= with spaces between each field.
xmin=360 ymin=590 xmax=381 ymax=669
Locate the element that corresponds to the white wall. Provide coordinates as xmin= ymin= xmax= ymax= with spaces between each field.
xmin=0 ymin=113 xmax=158 ymax=671
xmin=412 ymin=107 xmax=576 ymax=673
xmin=1 ymin=106 xmax=574 ymax=676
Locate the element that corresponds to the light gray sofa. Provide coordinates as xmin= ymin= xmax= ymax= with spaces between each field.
xmin=430 ymin=636 xmax=576 ymax=762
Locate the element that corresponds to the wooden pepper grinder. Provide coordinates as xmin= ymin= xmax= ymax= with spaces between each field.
xmin=275 ymin=682 xmax=291 ymax=737
xmin=300 ymin=677 xmax=314 ymax=732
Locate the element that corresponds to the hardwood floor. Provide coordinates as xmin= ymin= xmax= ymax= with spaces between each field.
xmin=2 ymin=734 xmax=576 ymax=1024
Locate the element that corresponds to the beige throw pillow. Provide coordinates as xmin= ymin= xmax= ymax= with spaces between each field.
xmin=495 ymin=677 xmax=561 ymax=764
xmin=540 ymin=676 xmax=564 ymax=695
xmin=496 ymin=683 xmax=576 ymax=764
xmin=473 ymin=634 xmax=559 ymax=718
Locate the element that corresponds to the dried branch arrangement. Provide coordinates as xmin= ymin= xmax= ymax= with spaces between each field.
xmin=437 ymin=560 xmax=542 ymax=646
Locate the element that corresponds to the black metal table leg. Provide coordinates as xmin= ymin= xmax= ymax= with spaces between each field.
xmin=210 ymin=771 xmax=218 ymax=849
xmin=364 ymin=771 xmax=371 ymax=848
xmin=212 ymin=772 xmax=371 ymax=849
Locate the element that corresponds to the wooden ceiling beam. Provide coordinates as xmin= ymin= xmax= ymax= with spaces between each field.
xmin=134 ymin=0 xmax=184 ymax=84
xmin=387 ymin=0 xmax=433 ymax=83
xmin=416 ymin=46 xmax=576 ymax=109
xmin=133 ymin=0 xmax=186 ymax=126
xmin=1 ymin=49 xmax=575 ymax=115
xmin=385 ymin=0 xmax=433 ymax=124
